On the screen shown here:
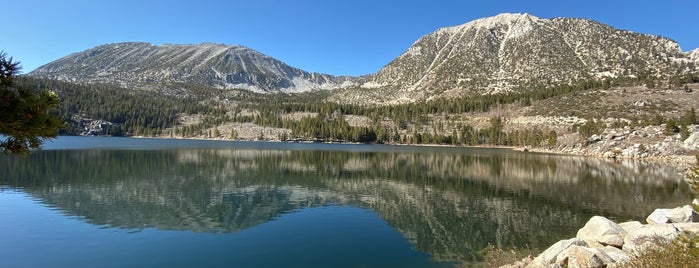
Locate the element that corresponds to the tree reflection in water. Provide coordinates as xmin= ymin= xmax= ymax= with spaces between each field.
xmin=0 ymin=145 xmax=691 ymax=264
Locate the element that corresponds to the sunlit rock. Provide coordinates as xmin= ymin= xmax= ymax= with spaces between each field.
xmin=576 ymin=216 xmax=626 ymax=248
xmin=647 ymin=205 xmax=698 ymax=224
xmin=527 ymin=238 xmax=587 ymax=267
xmin=622 ymin=224 xmax=679 ymax=253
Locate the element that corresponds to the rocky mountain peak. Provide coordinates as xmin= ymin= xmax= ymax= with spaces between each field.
xmin=458 ymin=12 xmax=539 ymax=31
xmin=30 ymin=42 xmax=361 ymax=93
xmin=351 ymin=13 xmax=694 ymax=105
xmin=27 ymin=14 xmax=698 ymax=103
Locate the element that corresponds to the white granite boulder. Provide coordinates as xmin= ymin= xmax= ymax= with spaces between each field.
xmin=618 ymin=221 xmax=643 ymax=233
xmin=622 ymin=224 xmax=680 ymax=253
xmin=645 ymin=208 xmax=673 ymax=224
xmin=672 ymin=222 xmax=699 ymax=233
xmin=526 ymin=238 xmax=587 ymax=267
xmin=646 ymin=205 xmax=698 ymax=224
xmin=555 ymin=245 xmax=614 ymax=268
xmin=576 ymin=216 xmax=627 ymax=248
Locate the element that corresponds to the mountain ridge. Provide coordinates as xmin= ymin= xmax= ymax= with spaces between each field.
xmin=346 ymin=13 xmax=696 ymax=104
xmin=30 ymin=42 xmax=362 ymax=93
xmin=29 ymin=13 xmax=698 ymax=102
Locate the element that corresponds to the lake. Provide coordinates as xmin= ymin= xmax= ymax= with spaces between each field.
xmin=0 ymin=136 xmax=692 ymax=267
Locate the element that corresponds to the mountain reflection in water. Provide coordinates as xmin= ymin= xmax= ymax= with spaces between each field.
xmin=0 ymin=143 xmax=691 ymax=264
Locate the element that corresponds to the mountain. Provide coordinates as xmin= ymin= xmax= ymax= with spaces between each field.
xmin=29 ymin=42 xmax=361 ymax=93
xmin=28 ymin=13 xmax=698 ymax=103
xmin=689 ymin=48 xmax=699 ymax=62
xmin=347 ymin=13 xmax=696 ymax=104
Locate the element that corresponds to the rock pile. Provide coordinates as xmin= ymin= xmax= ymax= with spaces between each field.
xmin=591 ymin=126 xmax=698 ymax=159
xmin=502 ymin=201 xmax=699 ymax=268
xmin=534 ymin=124 xmax=698 ymax=171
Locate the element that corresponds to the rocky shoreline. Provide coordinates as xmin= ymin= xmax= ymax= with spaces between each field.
xmin=502 ymin=201 xmax=699 ymax=267
xmin=526 ymin=124 xmax=699 ymax=172
xmin=502 ymin=125 xmax=699 ymax=267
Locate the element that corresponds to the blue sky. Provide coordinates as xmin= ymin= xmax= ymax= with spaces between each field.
xmin=3 ymin=0 xmax=698 ymax=76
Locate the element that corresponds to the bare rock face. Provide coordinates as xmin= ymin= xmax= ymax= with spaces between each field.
xmin=689 ymin=48 xmax=699 ymax=62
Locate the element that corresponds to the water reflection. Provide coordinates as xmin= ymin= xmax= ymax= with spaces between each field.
xmin=0 ymin=145 xmax=691 ymax=264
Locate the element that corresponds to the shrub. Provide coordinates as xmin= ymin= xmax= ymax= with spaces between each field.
xmin=621 ymin=233 xmax=699 ymax=267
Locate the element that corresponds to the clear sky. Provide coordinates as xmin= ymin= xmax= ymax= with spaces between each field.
xmin=3 ymin=0 xmax=698 ymax=76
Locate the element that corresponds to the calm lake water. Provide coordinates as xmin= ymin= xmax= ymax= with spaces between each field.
xmin=0 ymin=136 xmax=692 ymax=267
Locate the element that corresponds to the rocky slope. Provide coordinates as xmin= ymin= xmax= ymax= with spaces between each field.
xmin=30 ymin=42 xmax=361 ymax=93
xmin=339 ymin=13 xmax=696 ymax=104
xmin=29 ymin=14 xmax=698 ymax=102
xmin=689 ymin=48 xmax=699 ymax=62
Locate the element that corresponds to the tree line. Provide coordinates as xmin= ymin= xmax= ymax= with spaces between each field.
xmin=16 ymin=77 xmax=220 ymax=136
xmin=15 ymin=73 xmax=699 ymax=148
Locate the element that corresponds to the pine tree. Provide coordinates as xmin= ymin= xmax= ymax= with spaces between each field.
xmin=680 ymin=108 xmax=697 ymax=126
xmin=0 ymin=52 xmax=63 ymax=155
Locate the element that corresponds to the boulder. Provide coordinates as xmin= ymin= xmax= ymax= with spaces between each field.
xmin=672 ymin=222 xmax=699 ymax=234
xmin=647 ymin=206 xmax=698 ymax=224
xmin=555 ymin=245 xmax=614 ymax=268
xmin=683 ymin=131 xmax=699 ymax=149
xmin=665 ymin=205 xmax=698 ymax=223
xmin=602 ymin=245 xmax=630 ymax=263
xmin=526 ymin=238 xmax=587 ymax=267
xmin=576 ymin=216 xmax=627 ymax=248
xmin=618 ymin=221 xmax=643 ymax=234
xmin=603 ymin=151 xmax=617 ymax=159
xmin=623 ymin=224 xmax=680 ymax=253
xmin=646 ymin=209 xmax=673 ymax=224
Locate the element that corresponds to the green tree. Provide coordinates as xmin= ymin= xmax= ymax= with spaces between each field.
xmin=0 ymin=52 xmax=63 ymax=155
xmin=680 ymin=124 xmax=691 ymax=141
xmin=680 ymin=107 xmax=697 ymax=126
xmin=547 ymin=130 xmax=558 ymax=149
xmin=665 ymin=118 xmax=680 ymax=135
xmin=488 ymin=117 xmax=503 ymax=145
xmin=578 ymin=119 xmax=601 ymax=140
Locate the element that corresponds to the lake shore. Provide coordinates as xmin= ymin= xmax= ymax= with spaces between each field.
xmin=130 ymin=133 xmax=697 ymax=174
xmin=34 ymin=135 xmax=699 ymax=267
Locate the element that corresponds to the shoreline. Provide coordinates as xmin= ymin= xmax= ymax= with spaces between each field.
xmin=79 ymin=134 xmax=696 ymax=173
xmin=526 ymin=147 xmax=697 ymax=174
xmin=47 ymin=134 xmax=699 ymax=267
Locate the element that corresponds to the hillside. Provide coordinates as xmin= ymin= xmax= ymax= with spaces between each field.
xmin=18 ymin=13 xmax=699 ymax=161
xmin=335 ymin=13 xmax=696 ymax=105
xmin=30 ymin=42 xmax=361 ymax=93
